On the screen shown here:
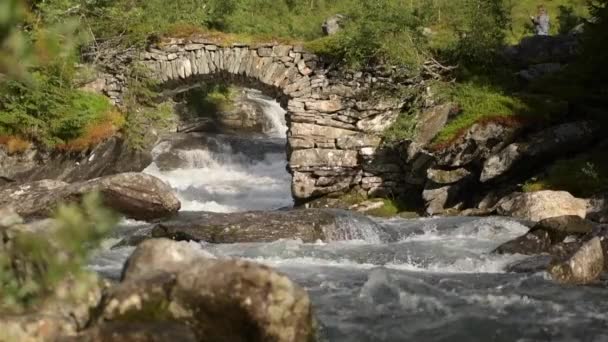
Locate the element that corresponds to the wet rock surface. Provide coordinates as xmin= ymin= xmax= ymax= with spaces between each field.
xmin=0 ymin=137 xmax=152 ymax=186
xmin=548 ymin=237 xmax=604 ymax=285
xmin=118 ymin=209 xmax=385 ymax=245
xmin=0 ymin=173 xmax=180 ymax=221
xmin=498 ymin=214 xmax=608 ymax=284
xmin=98 ymin=239 xmax=316 ymax=342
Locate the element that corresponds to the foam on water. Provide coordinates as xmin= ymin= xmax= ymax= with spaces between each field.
xmin=142 ymin=91 xmax=292 ymax=212
xmin=245 ymin=89 xmax=288 ymax=138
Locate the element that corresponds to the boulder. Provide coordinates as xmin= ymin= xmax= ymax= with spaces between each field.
xmin=121 ymin=239 xmax=213 ymax=281
xmin=434 ymin=122 xmax=520 ymax=168
xmin=414 ymin=103 xmax=455 ymax=145
xmin=494 ymin=229 xmax=552 ymax=255
xmin=587 ymin=193 xmax=608 ymax=223
xmin=495 ymin=215 xmax=597 ymax=256
xmin=506 ymin=255 xmax=554 ymax=273
xmin=422 ymin=181 xmax=466 ymax=216
xmin=0 ymin=173 xmax=180 ymax=221
xmin=118 ymin=209 xmax=386 ymax=245
xmin=496 ymin=191 xmax=587 ymax=222
xmin=548 ymin=237 xmax=604 ymax=285
xmin=0 ymin=137 xmax=153 ymax=184
xmin=102 ymin=239 xmax=316 ymax=342
xmin=533 ymin=215 xmax=595 ymax=243
xmin=426 ymin=168 xmax=471 ymax=185
xmin=322 ymin=14 xmax=345 ymax=36
xmin=481 ymin=122 xmax=597 ymax=182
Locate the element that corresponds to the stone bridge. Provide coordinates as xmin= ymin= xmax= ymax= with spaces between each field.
xmin=102 ymin=37 xmax=409 ymax=203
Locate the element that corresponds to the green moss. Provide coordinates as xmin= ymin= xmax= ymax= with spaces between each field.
xmin=365 ymin=199 xmax=401 ymax=218
xmin=432 ymin=83 xmax=568 ymax=146
xmin=522 ymin=148 xmax=608 ymax=197
xmin=383 ymin=110 xmax=418 ymax=143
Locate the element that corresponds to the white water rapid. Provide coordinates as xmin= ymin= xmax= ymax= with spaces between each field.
xmin=90 ymin=90 xmax=608 ymax=341
xmin=144 ymin=90 xmax=291 ymax=212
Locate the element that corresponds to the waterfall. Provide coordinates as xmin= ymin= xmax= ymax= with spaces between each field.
xmin=244 ymin=89 xmax=288 ymax=138
xmin=143 ymin=90 xmax=293 ymax=213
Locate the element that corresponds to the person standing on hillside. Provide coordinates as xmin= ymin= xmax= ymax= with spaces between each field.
xmin=531 ymin=5 xmax=551 ymax=35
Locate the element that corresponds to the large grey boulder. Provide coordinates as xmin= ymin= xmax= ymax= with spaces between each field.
xmin=548 ymin=237 xmax=604 ymax=285
xmin=481 ymin=121 xmax=596 ymax=182
xmin=434 ymin=122 xmax=520 ymax=168
xmin=0 ymin=173 xmax=180 ymax=220
xmin=496 ymin=191 xmax=587 ymax=222
xmin=494 ymin=216 xmax=594 ymax=255
xmin=422 ymin=181 xmax=466 ymax=216
xmin=494 ymin=229 xmax=552 ymax=255
xmin=131 ymin=209 xmax=386 ymax=245
xmin=414 ymin=103 xmax=455 ymax=145
xmin=121 ymin=239 xmax=213 ymax=281
xmin=100 ymin=239 xmax=316 ymax=342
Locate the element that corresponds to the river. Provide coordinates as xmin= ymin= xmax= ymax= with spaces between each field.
xmin=90 ymin=90 xmax=608 ymax=341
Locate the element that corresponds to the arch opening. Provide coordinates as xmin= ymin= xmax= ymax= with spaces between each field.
xmin=144 ymin=80 xmax=294 ymax=213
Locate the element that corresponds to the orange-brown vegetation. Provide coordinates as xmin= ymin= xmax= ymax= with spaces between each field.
xmin=0 ymin=135 xmax=32 ymax=154
xmin=57 ymin=110 xmax=125 ymax=153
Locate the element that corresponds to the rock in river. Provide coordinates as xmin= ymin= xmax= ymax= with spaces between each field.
xmin=98 ymin=239 xmax=316 ymax=342
xmin=0 ymin=173 xmax=180 ymax=221
xmin=548 ymin=237 xmax=604 ymax=285
xmin=496 ymin=191 xmax=587 ymax=222
xmin=144 ymin=209 xmax=387 ymax=244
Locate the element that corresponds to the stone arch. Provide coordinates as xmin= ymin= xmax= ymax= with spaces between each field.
xmin=108 ymin=37 xmax=406 ymax=203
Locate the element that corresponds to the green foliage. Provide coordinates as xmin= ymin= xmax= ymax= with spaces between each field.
xmin=122 ymin=63 xmax=173 ymax=149
xmin=432 ymin=83 xmax=529 ymax=144
xmin=177 ymin=83 xmax=236 ymax=122
xmin=383 ymin=110 xmax=418 ymax=143
xmin=439 ymin=0 xmax=511 ymax=71
xmin=0 ymin=65 xmax=113 ymax=146
xmin=0 ymin=192 xmax=117 ymax=312
xmin=523 ymin=148 xmax=608 ymax=197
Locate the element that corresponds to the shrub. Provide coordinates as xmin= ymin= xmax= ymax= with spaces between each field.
xmin=522 ymin=149 xmax=608 ymax=197
xmin=0 ymin=192 xmax=117 ymax=313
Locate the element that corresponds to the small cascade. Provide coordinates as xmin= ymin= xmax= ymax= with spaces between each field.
xmin=244 ymin=89 xmax=287 ymax=138
xmin=329 ymin=210 xmax=390 ymax=243
xmin=143 ymin=90 xmax=292 ymax=212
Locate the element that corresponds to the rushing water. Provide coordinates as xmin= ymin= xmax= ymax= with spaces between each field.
xmin=90 ymin=91 xmax=608 ymax=341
